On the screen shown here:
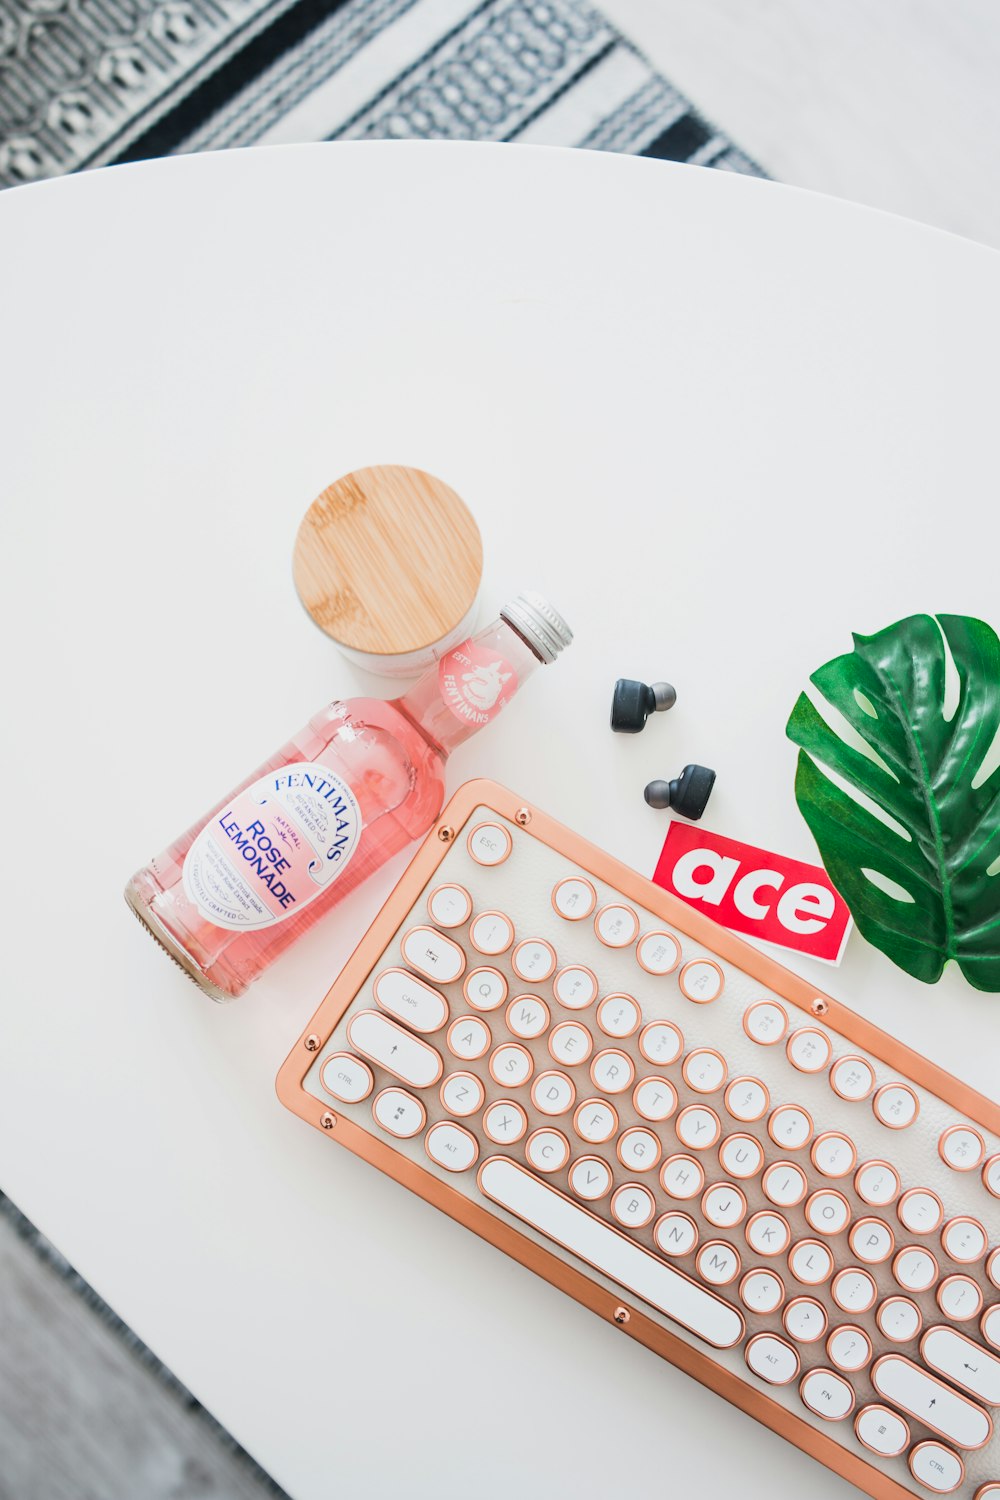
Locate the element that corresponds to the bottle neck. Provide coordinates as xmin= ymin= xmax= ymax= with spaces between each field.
xmin=394 ymin=616 xmax=544 ymax=756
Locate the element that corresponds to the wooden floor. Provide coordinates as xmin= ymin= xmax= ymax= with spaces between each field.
xmin=0 ymin=1201 xmax=281 ymax=1500
xmin=3 ymin=6 xmax=998 ymax=1496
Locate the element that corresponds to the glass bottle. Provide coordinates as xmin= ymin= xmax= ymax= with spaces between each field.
xmin=125 ymin=593 xmax=572 ymax=1000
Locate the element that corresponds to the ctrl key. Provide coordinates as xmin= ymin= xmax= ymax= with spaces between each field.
xmin=908 ymin=1441 xmax=964 ymax=1494
xmin=319 ymin=1052 xmax=373 ymax=1104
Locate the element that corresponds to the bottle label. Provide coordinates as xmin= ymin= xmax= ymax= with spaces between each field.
xmin=438 ymin=641 xmax=518 ymax=726
xmin=182 ymin=761 xmax=362 ymax=931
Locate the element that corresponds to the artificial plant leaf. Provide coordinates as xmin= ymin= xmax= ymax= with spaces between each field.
xmin=786 ymin=613 xmax=1000 ymax=990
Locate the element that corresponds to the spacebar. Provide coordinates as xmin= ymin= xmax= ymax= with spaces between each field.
xmin=478 ymin=1156 xmax=745 ymax=1350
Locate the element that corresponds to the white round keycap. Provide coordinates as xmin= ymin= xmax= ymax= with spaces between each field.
xmin=427 ymin=883 xmax=472 ymax=927
xmin=830 ymin=1056 xmax=875 ymax=1101
xmin=633 ymin=1076 xmax=677 ymax=1122
xmin=789 ymin=1240 xmax=833 ymax=1284
xmin=745 ymin=1334 xmax=798 ymax=1385
xmin=611 ymin=1183 xmax=655 ymax=1227
xmin=531 ymin=1071 xmax=575 ymax=1116
xmin=939 ymin=1124 xmax=984 ymax=1171
xmin=425 ymin=1121 xmax=478 ymax=1172
xmin=447 ymin=1015 xmax=491 ymax=1060
xmin=786 ymin=1027 xmax=832 ymax=1073
xmin=702 ymin=1184 xmax=746 ymax=1229
xmin=511 ymin=939 xmax=557 ymax=982
xmin=831 ymin=1269 xmax=876 ymax=1314
xmin=873 ymin=1083 xmax=919 ymax=1128
xmin=850 ymin=1219 xmax=894 ymax=1264
xmin=768 ymin=1106 xmax=812 ymax=1151
xmin=762 ymin=1161 xmax=808 ymax=1208
xmin=597 ymin=994 xmax=641 ymax=1038
xmin=719 ymin=1134 xmax=764 ymax=1180
xmin=877 ymin=1296 xmax=922 ymax=1343
xmin=372 ymin=1088 xmax=425 ymax=1138
xmin=982 ymin=1303 xmax=1000 ymax=1348
xmin=805 ymin=1191 xmax=851 ymax=1236
xmin=638 ymin=1021 xmax=684 ymax=1065
xmin=936 ymin=1275 xmax=982 ymax=1321
xmin=470 ymin=910 xmax=514 ymax=955
xmin=595 ymin=904 xmax=640 ymax=947
xmin=490 ymin=1044 xmax=533 ymax=1087
xmin=942 ymin=1217 xmax=987 ymax=1263
xmin=636 ymin=930 xmax=681 ymax=974
xmin=574 ymin=1099 xmax=618 ymax=1144
xmin=659 ymin=1154 xmax=705 ymax=1200
xmin=590 ymin=1049 xmax=635 ymax=1095
xmin=725 ymin=1077 xmax=769 ymax=1123
xmin=553 ymin=966 xmax=599 ymax=1009
xmin=989 ymin=1248 xmax=1000 ymax=1290
xmin=898 ymin=1189 xmax=944 ymax=1235
xmin=467 ymin=822 xmax=512 ymax=865
xmin=678 ymin=959 xmax=724 ymax=1003
xmin=811 ymin=1132 xmax=856 ymax=1178
xmin=743 ymin=1000 xmax=788 ymax=1044
xmin=740 ymin=1270 xmax=785 ymax=1315
xmin=984 ymin=1153 xmax=1000 ymax=1198
xmin=548 ymin=1022 xmax=593 ymax=1066
xmin=855 ymin=1159 xmax=900 ymax=1207
xmin=800 ymin=1368 xmax=854 ymax=1421
xmin=784 ymin=1298 xmax=827 ymax=1342
xmin=828 ymin=1324 xmax=872 ymax=1372
xmin=894 ymin=1247 xmax=938 ymax=1291
xmin=568 ymin=1156 xmax=612 ymax=1201
xmin=483 ymin=1099 xmax=527 ymax=1144
xmin=319 ymin=1052 xmax=373 ymax=1104
xmin=908 ymin=1442 xmax=963 ymax=1494
xmin=675 ymin=1106 xmax=721 ymax=1150
xmin=654 ymin=1212 xmax=699 ymax=1257
xmin=525 ymin=1129 xmax=570 ymax=1172
xmin=464 ymin=967 xmax=507 ymax=1011
xmin=440 ymin=1072 xmax=485 ymax=1116
xmin=746 ymin=1212 xmax=791 ymax=1256
xmin=855 ymin=1405 xmax=909 ymax=1457
xmin=506 ymin=995 xmax=549 ymax=1040
xmin=617 ymin=1128 xmax=661 ymax=1172
xmin=696 ymin=1241 xmax=741 ymax=1285
xmin=683 ymin=1049 xmax=727 ymax=1093
xmin=551 ymin=877 xmax=596 ymax=920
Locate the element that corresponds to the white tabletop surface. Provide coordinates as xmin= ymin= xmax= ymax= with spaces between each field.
xmin=2 ymin=141 xmax=999 ymax=1500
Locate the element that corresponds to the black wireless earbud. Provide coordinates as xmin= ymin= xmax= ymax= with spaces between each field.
xmin=644 ymin=764 xmax=716 ymax=820
xmin=610 ymin=678 xmax=677 ymax=733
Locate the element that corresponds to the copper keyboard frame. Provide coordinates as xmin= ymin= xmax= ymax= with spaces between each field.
xmin=277 ymin=778 xmax=1000 ymax=1500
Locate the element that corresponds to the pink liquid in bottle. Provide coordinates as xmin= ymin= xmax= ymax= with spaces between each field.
xmin=125 ymin=596 xmax=571 ymax=1000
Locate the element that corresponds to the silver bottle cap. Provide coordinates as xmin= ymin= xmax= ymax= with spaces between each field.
xmin=500 ymin=591 xmax=573 ymax=664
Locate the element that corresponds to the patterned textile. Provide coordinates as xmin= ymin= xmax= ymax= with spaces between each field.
xmin=0 ymin=0 xmax=763 ymax=188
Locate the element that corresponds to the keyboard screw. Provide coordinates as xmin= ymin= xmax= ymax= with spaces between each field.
xmin=515 ymin=807 xmax=532 ymax=825
xmin=437 ymin=825 xmax=455 ymax=842
xmin=321 ymin=1112 xmax=337 ymax=1130
xmin=305 ymin=1034 xmax=321 ymax=1051
xmin=613 ymin=1306 xmax=630 ymax=1325
xmin=811 ymin=998 xmax=830 ymax=1016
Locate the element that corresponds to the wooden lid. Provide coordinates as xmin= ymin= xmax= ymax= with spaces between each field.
xmin=292 ymin=465 xmax=483 ymax=657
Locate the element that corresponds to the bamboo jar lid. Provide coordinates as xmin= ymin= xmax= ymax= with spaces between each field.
xmin=293 ymin=465 xmax=483 ymax=676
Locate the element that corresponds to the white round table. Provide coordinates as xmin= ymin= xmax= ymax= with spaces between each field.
xmin=2 ymin=141 xmax=998 ymax=1500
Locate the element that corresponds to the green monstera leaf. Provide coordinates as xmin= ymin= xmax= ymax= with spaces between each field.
xmin=786 ymin=614 xmax=1000 ymax=990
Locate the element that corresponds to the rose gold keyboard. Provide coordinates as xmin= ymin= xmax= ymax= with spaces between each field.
xmin=277 ymin=780 xmax=1000 ymax=1500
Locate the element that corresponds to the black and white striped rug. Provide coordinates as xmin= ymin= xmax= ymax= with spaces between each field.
xmin=0 ymin=0 xmax=763 ymax=189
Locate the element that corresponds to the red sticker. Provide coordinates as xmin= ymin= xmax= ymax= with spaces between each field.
xmin=652 ymin=823 xmax=853 ymax=966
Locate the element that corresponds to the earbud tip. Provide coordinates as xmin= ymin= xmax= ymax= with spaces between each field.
xmin=650 ymin=682 xmax=676 ymax=712
xmin=643 ymin=780 xmax=673 ymax=810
